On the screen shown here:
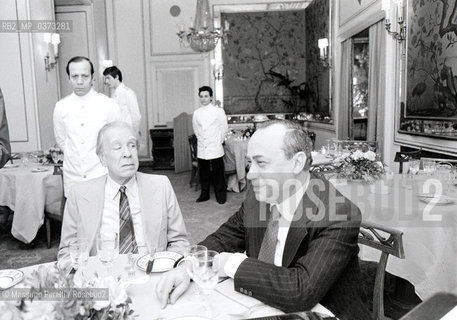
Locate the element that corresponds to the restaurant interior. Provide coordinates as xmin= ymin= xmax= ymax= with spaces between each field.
xmin=1 ymin=0 xmax=457 ymax=319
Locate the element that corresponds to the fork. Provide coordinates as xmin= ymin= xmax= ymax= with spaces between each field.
xmin=226 ymin=303 xmax=265 ymax=319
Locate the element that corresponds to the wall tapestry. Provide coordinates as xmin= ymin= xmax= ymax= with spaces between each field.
xmin=221 ymin=0 xmax=330 ymax=118
xmin=401 ymin=0 xmax=457 ymax=138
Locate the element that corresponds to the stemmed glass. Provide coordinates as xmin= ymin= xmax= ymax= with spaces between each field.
xmin=69 ymin=238 xmax=89 ymax=284
xmin=191 ymin=250 xmax=220 ymax=318
xmin=97 ymin=233 xmax=119 ymax=276
xmin=408 ymin=159 xmax=420 ymax=177
xmin=184 ymin=245 xmax=207 ymax=300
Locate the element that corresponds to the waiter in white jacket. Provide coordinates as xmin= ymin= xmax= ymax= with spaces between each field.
xmin=192 ymin=86 xmax=228 ymax=204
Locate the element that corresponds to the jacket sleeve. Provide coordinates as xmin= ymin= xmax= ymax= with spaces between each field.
xmin=233 ymin=205 xmax=361 ymax=313
xmin=57 ymin=186 xmax=80 ymax=273
xmin=53 ymin=103 xmax=66 ymax=152
xmin=199 ymin=203 xmax=247 ymax=254
xmin=218 ymin=108 xmax=229 ymax=144
xmin=164 ymin=177 xmax=190 ymax=253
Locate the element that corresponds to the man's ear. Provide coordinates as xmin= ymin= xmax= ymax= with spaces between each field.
xmin=99 ymin=153 xmax=107 ymax=167
xmin=292 ymin=151 xmax=307 ymax=174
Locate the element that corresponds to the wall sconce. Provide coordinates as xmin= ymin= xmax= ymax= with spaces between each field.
xmin=382 ymin=0 xmax=406 ymax=42
xmin=211 ymin=60 xmax=224 ymax=80
xmin=44 ymin=33 xmax=60 ymax=72
xmin=318 ymin=38 xmax=330 ymax=68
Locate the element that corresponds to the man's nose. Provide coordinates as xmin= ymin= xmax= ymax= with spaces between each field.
xmin=246 ymin=165 xmax=256 ymax=181
xmin=76 ymin=76 xmax=84 ymax=84
xmin=122 ymin=145 xmax=132 ymax=157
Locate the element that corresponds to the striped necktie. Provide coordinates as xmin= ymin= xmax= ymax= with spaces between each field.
xmin=258 ymin=205 xmax=280 ymax=264
xmin=119 ymin=185 xmax=138 ymax=254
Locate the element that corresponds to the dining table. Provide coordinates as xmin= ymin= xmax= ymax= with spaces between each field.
xmin=328 ymin=173 xmax=457 ymax=301
xmin=224 ymin=135 xmax=249 ymax=193
xmin=0 ymin=162 xmax=63 ymax=243
xmin=7 ymin=255 xmax=334 ymax=320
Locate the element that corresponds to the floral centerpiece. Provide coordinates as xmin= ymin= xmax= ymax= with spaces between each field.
xmin=334 ymin=149 xmax=385 ymax=183
xmin=0 ymin=265 xmax=135 ymax=320
xmin=44 ymin=146 xmax=63 ymax=164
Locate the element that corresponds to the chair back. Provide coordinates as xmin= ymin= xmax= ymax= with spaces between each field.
xmin=173 ymin=112 xmax=193 ymax=173
xmin=359 ymin=221 xmax=405 ymax=320
xmin=189 ymin=134 xmax=198 ymax=163
xmin=394 ymin=150 xmax=421 ymax=173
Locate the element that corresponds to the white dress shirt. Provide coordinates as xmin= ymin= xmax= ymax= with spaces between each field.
xmin=113 ymin=83 xmax=141 ymax=133
xmin=53 ymin=89 xmax=122 ymax=194
xmin=99 ymin=175 xmax=147 ymax=253
xmin=192 ymin=103 xmax=228 ymax=160
xmin=224 ymin=174 xmax=311 ymax=277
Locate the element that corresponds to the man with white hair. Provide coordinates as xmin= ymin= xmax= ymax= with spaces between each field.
xmin=58 ymin=121 xmax=189 ymax=272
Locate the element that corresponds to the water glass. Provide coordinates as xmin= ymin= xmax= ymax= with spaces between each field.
xmin=191 ymin=250 xmax=220 ymax=318
xmin=97 ymin=233 xmax=119 ymax=274
xmin=184 ymin=245 xmax=207 ymax=299
xmin=422 ymin=159 xmax=436 ymax=176
xmin=408 ymin=159 xmax=420 ymax=176
xmin=69 ymin=238 xmax=89 ymax=270
xmin=436 ymin=164 xmax=452 ymax=193
xmin=20 ymin=152 xmax=30 ymax=168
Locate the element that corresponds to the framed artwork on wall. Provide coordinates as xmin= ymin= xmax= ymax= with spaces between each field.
xmin=338 ymin=0 xmax=377 ymax=28
xmin=399 ymin=0 xmax=457 ymax=140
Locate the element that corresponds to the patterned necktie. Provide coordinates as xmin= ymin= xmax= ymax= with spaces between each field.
xmin=119 ymin=186 xmax=138 ymax=254
xmin=258 ymin=205 xmax=280 ymax=264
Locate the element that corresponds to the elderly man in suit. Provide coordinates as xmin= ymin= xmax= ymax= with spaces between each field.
xmin=58 ymin=121 xmax=189 ymax=272
xmin=156 ymin=120 xmax=370 ymax=320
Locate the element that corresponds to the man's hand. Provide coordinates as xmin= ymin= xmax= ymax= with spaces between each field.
xmin=155 ymin=265 xmax=190 ymax=309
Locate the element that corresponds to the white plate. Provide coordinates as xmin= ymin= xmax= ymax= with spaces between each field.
xmin=0 ymin=269 xmax=24 ymax=290
xmin=2 ymin=163 xmax=19 ymax=168
xmin=137 ymin=251 xmax=183 ymax=273
xmin=171 ymin=317 xmax=210 ymax=320
xmin=417 ymin=193 xmax=455 ymax=205
xmin=31 ymin=167 xmax=49 ymax=173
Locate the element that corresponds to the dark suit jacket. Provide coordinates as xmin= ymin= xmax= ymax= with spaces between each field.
xmin=200 ymin=174 xmax=371 ymax=320
xmin=0 ymin=88 xmax=11 ymax=168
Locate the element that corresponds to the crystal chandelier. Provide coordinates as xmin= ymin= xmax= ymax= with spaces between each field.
xmin=177 ymin=0 xmax=229 ymax=52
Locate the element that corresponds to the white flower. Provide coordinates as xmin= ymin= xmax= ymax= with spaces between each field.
xmin=0 ymin=302 xmax=22 ymax=320
xmin=22 ymin=301 xmax=56 ymax=320
xmin=351 ymin=150 xmax=364 ymax=160
xmin=364 ymin=151 xmax=376 ymax=161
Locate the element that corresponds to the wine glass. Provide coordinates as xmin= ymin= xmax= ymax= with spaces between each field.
xmin=408 ymin=159 xmax=420 ymax=176
xmin=69 ymin=238 xmax=89 ymax=284
xmin=97 ymin=233 xmax=119 ymax=275
xmin=191 ymin=250 xmax=220 ymax=318
xmin=184 ymin=245 xmax=207 ymax=300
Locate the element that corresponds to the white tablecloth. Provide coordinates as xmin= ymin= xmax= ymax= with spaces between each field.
xmin=0 ymin=164 xmax=63 ymax=243
xmin=17 ymin=256 xmax=333 ymax=320
xmin=224 ymin=136 xmax=249 ymax=193
xmin=330 ymin=174 xmax=457 ymax=300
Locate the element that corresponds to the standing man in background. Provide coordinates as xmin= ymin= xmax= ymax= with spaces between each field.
xmin=103 ymin=66 xmax=141 ymax=134
xmin=53 ymin=56 xmax=122 ymax=195
xmin=0 ymin=88 xmax=11 ymax=168
xmin=192 ymin=86 xmax=228 ymax=204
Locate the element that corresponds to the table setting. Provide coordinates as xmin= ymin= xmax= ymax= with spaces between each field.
xmin=0 ymin=243 xmax=336 ymax=320
xmin=0 ymin=151 xmax=64 ymax=244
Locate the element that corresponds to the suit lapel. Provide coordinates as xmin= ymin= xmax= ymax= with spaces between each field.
xmin=79 ymin=175 xmax=106 ymax=254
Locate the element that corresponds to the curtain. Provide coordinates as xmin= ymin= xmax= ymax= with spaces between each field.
xmin=368 ymin=21 xmax=386 ymax=157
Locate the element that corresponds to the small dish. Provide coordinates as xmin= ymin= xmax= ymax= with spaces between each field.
xmin=417 ymin=193 xmax=454 ymax=205
xmin=3 ymin=163 xmax=19 ymax=169
xmin=137 ymin=251 xmax=183 ymax=273
xmin=0 ymin=269 xmax=24 ymax=290
xmin=31 ymin=167 xmax=49 ymax=173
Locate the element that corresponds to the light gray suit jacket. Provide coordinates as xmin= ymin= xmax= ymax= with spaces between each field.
xmin=57 ymin=172 xmax=189 ymax=270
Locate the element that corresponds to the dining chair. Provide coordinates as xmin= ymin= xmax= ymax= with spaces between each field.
xmin=399 ymin=292 xmax=457 ymax=320
xmin=188 ymin=134 xmax=199 ymax=191
xmin=394 ymin=150 xmax=421 ymax=173
xmin=44 ymin=167 xmax=65 ymax=248
xmin=359 ymin=221 xmax=405 ymax=320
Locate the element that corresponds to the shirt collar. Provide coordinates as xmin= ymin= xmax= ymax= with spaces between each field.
xmin=72 ymin=88 xmax=95 ymax=102
xmin=106 ymin=174 xmax=137 ymax=200
xmin=114 ymin=83 xmax=125 ymax=94
xmin=271 ymin=173 xmax=311 ymax=222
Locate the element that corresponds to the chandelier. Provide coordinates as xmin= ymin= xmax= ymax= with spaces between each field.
xmin=177 ymin=0 xmax=229 ymax=52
